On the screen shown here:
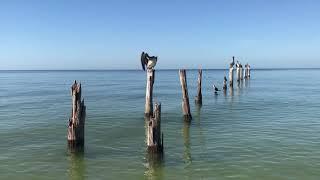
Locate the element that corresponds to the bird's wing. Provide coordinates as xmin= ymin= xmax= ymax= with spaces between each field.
xmin=141 ymin=52 xmax=146 ymax=71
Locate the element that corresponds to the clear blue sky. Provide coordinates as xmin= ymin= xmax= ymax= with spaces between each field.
xmin=0 ymin=0 xmax=319 ymax=69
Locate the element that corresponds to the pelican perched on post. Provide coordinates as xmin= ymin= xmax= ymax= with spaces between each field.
xmin=141 ymin=52 xmax=158 ymax=71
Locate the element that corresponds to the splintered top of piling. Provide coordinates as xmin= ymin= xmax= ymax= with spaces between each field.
xmin=71 ymin=81 xmax=82 ymax=94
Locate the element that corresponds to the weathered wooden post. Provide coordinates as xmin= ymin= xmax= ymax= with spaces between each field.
xmin=147 ymin=103 xmax=163 ymax=153
xmin=223 ymin=76 xmax=227 ymax=90
xmin=179 ymin=69 xmax=192 ymax=121
xmin=145 ymin=69 xmax=155 ymax=117
xmin=248 ymin=64 xmax=251 ymax=78
xmin=229 ymin=66 xmax=234 ymax=87
xmin=244 ymin=64 xmax=248 ymax=79
xmin=236 ymin=62 xmax=241 ymax=82
xmin=229 ymin=57 xmax=235 ymax=88
xmin=239 ymin=64 xmax=243 ymax=80
xmin=195 ymin=69 xmax=202 ymax=105
xmin=67 ymin=81 xmax=86 ymax=151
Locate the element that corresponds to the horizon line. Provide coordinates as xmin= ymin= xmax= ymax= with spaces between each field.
xmin=1 ymin=67 xmax=320 ymax=71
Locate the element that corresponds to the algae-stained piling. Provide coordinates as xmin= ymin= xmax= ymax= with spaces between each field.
xmin=195 ymin=69 xmax=202 ymax=105
xmin=147 ymin=103 xmax=163 ymax=153
xmin=67 ymin=81 xmax=86 ymax=151
xmin=145 ymin=69 xmax=155 ymax=117
xmin=179 ymin=69 xmax=192 ymax=121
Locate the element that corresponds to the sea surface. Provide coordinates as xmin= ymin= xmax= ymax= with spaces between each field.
xmin=0 ymin=69 xmax=320 ymax=180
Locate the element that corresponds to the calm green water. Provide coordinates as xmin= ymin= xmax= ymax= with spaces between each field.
xmin=0 ymin=69 xmax=320 ymax=180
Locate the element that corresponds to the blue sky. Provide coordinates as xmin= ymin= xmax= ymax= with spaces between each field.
xmin=0 ymin=0 xmax=319 ymax=69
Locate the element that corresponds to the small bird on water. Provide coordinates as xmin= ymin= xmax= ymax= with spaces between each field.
xmin=140 ymin=52 xmax=158 ymax=71
xmin=213 ymin=84 xmax=220 ymax=94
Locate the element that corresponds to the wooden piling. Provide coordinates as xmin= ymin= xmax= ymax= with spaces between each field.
xmin=147 ymin=103 xmax=163 ymax=153
xmin=244 ymin=64 xmax=248 ymax=79
xmin=248 ymin=64 xmax=251 ymax=78
xmin=67 ymin=81 xmax=86 ymax=151
xmin=223 ymin=76 xmax=227 ymax=90
xmin=179 ymin=69 xmax=192 ymax=121
xmin=229 ymin=65 xmax=234 ymax=87
xmin=194 ymin=69 xmax=202 ymax=105
xmin=236 ymin=64 xmax=240 ymax=82
xmin=145 ymin=69 xmax=155 ymax=117
xmin=240 ymin=64 xmax=243 ymax=80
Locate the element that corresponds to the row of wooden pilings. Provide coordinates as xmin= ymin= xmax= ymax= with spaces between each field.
xmin=66 ymin=59 xmax=251 ymax=154
xmin=229 ymin=57 xmax=251 ymax=88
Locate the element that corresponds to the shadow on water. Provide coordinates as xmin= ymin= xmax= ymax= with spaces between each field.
xmin=68 ymin=151 xmax=86 ymax=180
xmin=183 ymin=121 xmax=192 ymax=166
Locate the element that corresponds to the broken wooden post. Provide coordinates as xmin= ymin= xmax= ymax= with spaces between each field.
xmin=239 ymin=64 xmax=243 ymax=80
xmin=147 ymin=103 xmax=163 ymax=153
xmin=229 ymin=57 xmax=234 ymax=88
xmin=244 ymin=64 xmax=248 ymax=79
xmin=223 ymin=76 xmax=227 ymax=90
xmin=179 ymin=69 xmax=192 ymax=121
xmin=67 ymin=80 xmax=86 ymax=151
xmin=236 ymin=62 xmax=241 ymax=82
xmin=145 ymin=69 xmax=155 ymax=117
xmin=194 ymin=69 xmax=202 ymax=105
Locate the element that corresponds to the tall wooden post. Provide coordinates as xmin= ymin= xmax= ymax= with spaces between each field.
xmin=145 ymin=69 xmax=155 ymax=117
xmin=195 ymin=69 xmax=202 ymax=105
xmin=179 ymin=69 xmax=192 ymax=121
xmin=147 ymin=103 xmax=163 ymax=153
xmin=240 ymin=64 xmax=243 ymax=80
xmin=236 ymin=64 xmax=240 ymax=82
xmin=229 ymin=66 xmax=234 ymax=87
xmin=68 ymin=81 xmax=86 ymax=151
xmin=223 ymin=76 xmax=227 ymax=90
xmin=244 ymin=64 xmax=248 ymax=79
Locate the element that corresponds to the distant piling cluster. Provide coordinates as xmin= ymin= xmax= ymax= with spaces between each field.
xmin=228 ymin=56 xmax=251 ymax=89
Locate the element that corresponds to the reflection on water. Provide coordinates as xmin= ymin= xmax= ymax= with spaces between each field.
xmin=144 ymin=152 xmax=164 ymax=180
xmin=68 ymin=152 xmax=86 ymax=180
xmin=144 ymin=116 xmax=164 ymax=180
xmin=3 ymin=70 xmax=320 ymax=179
xmin=244 ymin=78 xmax=250 ymax=88
xmin=236 ymin=81 xmax=243 ymax=96
xmin=195 ymin=104 xmax=202 ymax=118
xmin=229 ymin=86 xmax=234 ymax=97
xmin=183 ymin=121 xmax=191 ymax=166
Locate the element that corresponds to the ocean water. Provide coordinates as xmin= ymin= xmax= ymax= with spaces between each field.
xmin=0 ymin=69 xmax=320 ymax=180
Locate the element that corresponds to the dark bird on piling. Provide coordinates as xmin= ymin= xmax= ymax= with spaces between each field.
xmin=230 ymin=56 xmax=235 ymax=67
xmin=141 ymin=52 xmax=158 ymax=71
